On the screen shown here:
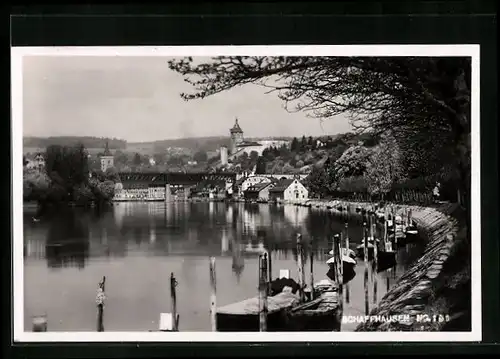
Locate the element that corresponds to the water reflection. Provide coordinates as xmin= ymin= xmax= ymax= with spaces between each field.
xmin=24 ymin=202 xmax=424 ymax=332
xmin=44 ymin=210 xmax=90 ymax=269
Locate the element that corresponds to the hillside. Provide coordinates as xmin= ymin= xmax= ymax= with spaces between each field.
xmin=126 ymin=136 xmax=231 ymax=155
xmin=23 ymin=136 xmax=127 ymax=150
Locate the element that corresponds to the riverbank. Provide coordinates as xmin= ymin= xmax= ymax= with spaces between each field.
xmin=298 ymin=198 xmax=469 ymax=332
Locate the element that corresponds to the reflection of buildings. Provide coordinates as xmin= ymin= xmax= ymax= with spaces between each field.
xmin=221 ymin=229 xmax=229 ymax=254
xmin=226 ymin=205 xmax=234 ymax=224
xmin=150 ymin=226 xmax=156 ymax=243
xmin=44 ymin=211 xmax=90 ymax=269
xmin=25 ymin=237 xmax=46 ymax=259
xmin=283 ymin=205 xmax=310 ymax=228
xmin=113 ymin=203 xmax=126 ymax=229
xmin=45 ymin=238 xmax=89 ymax=269
xmin=230 ymin=235 xmax=244 ymax=282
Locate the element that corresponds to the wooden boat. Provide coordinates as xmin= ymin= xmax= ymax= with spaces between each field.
xmin=216 ymin=290 xmax=300 ymax=331
xmin=355 ymin=237 xmax=379 ymax=259
xmin=286 ymin=279 xmax=341 ymax=331
xmin=374 ymin=249 xmax=397 ymax=272
xmin=326 ymin=255 xmax=356 ymax=271
xmin=404 ymin=224 xmax=419 ymax=241
xmin=244 ymin=242 xmax=266 ymax=255
xmin=325 ymin=257 xmax=356 ymax=284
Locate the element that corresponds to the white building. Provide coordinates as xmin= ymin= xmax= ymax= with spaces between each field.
xmin=269 ymin=177 xmax=309 ymax=202
xmin=220 ymin=145 xmax=228 ymax=166
xmin=227 ymin=118 xmax=290 ymax=159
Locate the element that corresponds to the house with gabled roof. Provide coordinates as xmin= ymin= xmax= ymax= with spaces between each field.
xmin=269 ymin=176 xmax=309 ymax=202
xmin=244 ymin=182 xmax=273 ymax=201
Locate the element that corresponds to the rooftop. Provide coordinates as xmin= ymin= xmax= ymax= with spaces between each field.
xmin=236 ymin=141 xmax=262 ymax=147
xmin=246 ymin=182 xmax=272 ymax=192
xmin=269 ymin=179 xmax=295 ymax=193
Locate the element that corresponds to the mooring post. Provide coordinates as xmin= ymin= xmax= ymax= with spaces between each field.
xmin=372 ymin=216 xmax=378 ymax=304
xmin=363 ymin=222 xmax=368 ymax=264
xmin=258 ymin=252 xmax=268 ymax=332
xmin=344 ymin=222 xmax=350 ymax=304
xmin=170 ymin=272 xmax=179 ymax=331
xmin=267 ymin=249 xmax=273 ymax=296
xmin=363 ymin=223 xmax=369 ymax=315
xmin=32 ymin=315 xmax=47 ymax=332
xmin=335 ymin=234 xmax=343 ymax=313
xmin=96 ymin=276 xmax=106 ymax=332
xmin=296 ymin=233 xmax=305 ymax=302
xmin=344 ymin=222 xmax=349 ymax=250
xmin=309 ymin=237 xmax=315 ymax=300
xmin=165 ymin=183 xmax=171 ymax=203
xmin=209 ymin=257 xmax=216 ymax=332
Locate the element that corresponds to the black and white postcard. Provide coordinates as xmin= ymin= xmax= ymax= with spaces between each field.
xmin=11 ymin=45 xmax=480 ymax=342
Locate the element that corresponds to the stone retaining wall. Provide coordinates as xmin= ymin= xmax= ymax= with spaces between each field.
xmin=300 ymin=199 xmax=464 ymax=331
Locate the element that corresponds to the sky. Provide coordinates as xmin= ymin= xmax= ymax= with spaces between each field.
xmin=22 ymin=56 xmax=352 ymax=143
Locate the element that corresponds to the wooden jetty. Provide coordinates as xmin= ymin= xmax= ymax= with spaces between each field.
xmin=217 ymin=233 xmax=344 ymax=332
xmin=289 ymin=234 xmax=344 ymax=331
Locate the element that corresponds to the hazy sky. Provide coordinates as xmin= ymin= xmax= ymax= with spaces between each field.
xmin=23 ymin=56 xmax=352 ymax=142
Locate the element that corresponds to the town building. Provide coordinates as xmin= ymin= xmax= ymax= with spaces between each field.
xmin=269 ymin=177 xmax=309 ymax=202
xmin=100 ymin=142 xmax=114 ymax=172
xmin=243 ymin=182 xmax=273 ymax=201
xmin=220 ymin=145 xmax=228 ymax=165
xmin=228 ymin=118 xmax=289 ymax=159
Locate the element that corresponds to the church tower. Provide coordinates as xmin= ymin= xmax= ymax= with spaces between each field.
xmin=100 ymin=141 xmax=114 ymax=172
xmin=229 ymin=117 xmax=244 ymax=154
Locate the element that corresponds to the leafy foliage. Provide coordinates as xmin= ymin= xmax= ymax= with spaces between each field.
xmin=169 ymin=55 xmax=471 ymax=206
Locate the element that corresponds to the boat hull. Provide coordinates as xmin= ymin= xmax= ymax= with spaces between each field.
xmin=374 ymin=250 xmax=397 ymax=272
xmin=287 ymin=289 xmax=341 ymax=331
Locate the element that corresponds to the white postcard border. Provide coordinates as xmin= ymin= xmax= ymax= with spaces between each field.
xmin=11 ymin=45 xmax=481 ymax=342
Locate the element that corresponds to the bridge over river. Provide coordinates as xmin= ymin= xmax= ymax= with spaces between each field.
xmin=117 ymin=172 xmax=238 ymax=201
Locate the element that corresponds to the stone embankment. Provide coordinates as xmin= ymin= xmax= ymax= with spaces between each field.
xmin=298 ymin=198 xmax=468 ymax=331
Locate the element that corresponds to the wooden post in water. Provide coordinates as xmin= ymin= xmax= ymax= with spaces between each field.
xmin=309 ymin=237 xmax=315 ymax=300
xmin=372 ymin=216 xmax=378 ymax=304
xmin=344 ymin=222 xmax=350 ymax=304
xmin=296 ymin=233 xmax=305 ymax=302
xmin=267 ymin=249 xmax=273 ymax=296
xmin=334 ymin=234 xmax=343 ymax=314
xmin=209 ymin=258 xmax=216 ymax=332
xmin=170 ymin=272 xmax=179 ymax=331
xmin=258 ymin=252 xmax=268 ymax=332
xmin=96 ymin=276 xmax=106 ymax=332
xmin=32 ymin=315 xmax=47 ymax=332
xmin=363 ymin=223 xmax=369 ymax=315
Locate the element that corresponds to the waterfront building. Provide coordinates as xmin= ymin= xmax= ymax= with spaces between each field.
xmin=268 ymin=176 xmax=309 ymax=202
xmin=243 ymin=182 xmax=273 ymax=201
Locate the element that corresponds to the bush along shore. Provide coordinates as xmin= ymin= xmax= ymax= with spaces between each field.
xmin=298 ymin=198 xmax=469 ymax=332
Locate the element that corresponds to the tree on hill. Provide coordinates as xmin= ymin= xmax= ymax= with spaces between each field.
xmin=333 ymin=144 xmax=373 ymax=181
xmin=193 ymin=150 xmax=208 ymax=163
xmin=45 ymin=143 xmax=89 ymax=198
xmin=300 ymin=136 xmax=307 ymax=152
xmin=133 ymin=153 xmax=142 ymax=167
xmin=290 ymin=137 xmax=299 ymax=152
xmin=255 ymin=156 xmax=267 ymax=174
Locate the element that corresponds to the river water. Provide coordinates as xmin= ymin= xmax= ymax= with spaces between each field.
xmin=23 ymin=202 xmax=425 ymax=332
